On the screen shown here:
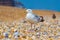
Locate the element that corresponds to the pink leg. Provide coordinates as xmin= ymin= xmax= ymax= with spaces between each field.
xmin=31 ymin=23 xmax=32 ymax=29
xmin=31 ymin=23 xmax=35 ymax=29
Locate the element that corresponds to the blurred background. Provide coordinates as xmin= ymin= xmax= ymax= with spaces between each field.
xmin=0 ymin=0 xmax=60 ymax=11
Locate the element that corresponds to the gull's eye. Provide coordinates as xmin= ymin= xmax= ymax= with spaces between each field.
xmin=26 ymin=9 xmax=32 ymax=12
xmin=28 ymin=10 xmax=31 ymax=12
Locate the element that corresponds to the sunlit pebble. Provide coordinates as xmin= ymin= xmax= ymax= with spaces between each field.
xmin=32 ymin=36 xmax=36 ymax=40
xmin=57 ymin=35 xmax=60 ymax=38
xmin=0 ymin=29 xmax=2 ymax=32
xmin=24 ymin=23 xmax=30 ymax=27
xmin=56 ymin=26 xmax=60 ymax=28
xmin=35 ymin=27 xmax=40 ymax=31
xmin=57 ymin=20 xmax=60 ymax=24
xmin=27 ymin=29 xmax=34 ymax=33
xmin=3 ymin=31 xmax=9 ymax=37
xmin=42 ymin=31 xmax=48 ymax=36
xmin=36 ymin=32 xmax=40 ymax=36
xmin=50 ymin=25 xmax=54 ymax=28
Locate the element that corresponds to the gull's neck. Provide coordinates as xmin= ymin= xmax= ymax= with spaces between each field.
xmin=27 ymin=12 xmax=33 ymax=14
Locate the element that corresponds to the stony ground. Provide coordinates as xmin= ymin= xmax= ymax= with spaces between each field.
xmin=0 ymin=6 xmax=60 ymax=40
xmin=0 ymin=17 xmax=60 ymax=40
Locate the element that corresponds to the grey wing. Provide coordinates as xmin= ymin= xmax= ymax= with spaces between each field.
xmin=33 ymin=14 xmax=40 ymax=22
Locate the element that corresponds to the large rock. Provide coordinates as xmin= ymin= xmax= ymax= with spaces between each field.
xmin=0 ymin=0 xmax=15 ymax=6
xmin=0 ymin=0 xmax=25 ymax=8
xmin=14 ymin=0 xmax=25 ymax=8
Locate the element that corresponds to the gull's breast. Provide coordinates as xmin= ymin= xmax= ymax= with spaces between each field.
xmin=25 ymin=13 xmax=40 ymax=23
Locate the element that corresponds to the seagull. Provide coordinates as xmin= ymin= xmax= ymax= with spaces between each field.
xmin=25 ymin=9 xmax=42 ymax=29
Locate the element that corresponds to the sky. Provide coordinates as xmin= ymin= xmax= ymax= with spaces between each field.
xmin=17 ymin=0 xmax=60 ymax=12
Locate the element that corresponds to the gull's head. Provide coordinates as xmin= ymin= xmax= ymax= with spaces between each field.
xmin=26 ymin=9 xmax=32 ymax=13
